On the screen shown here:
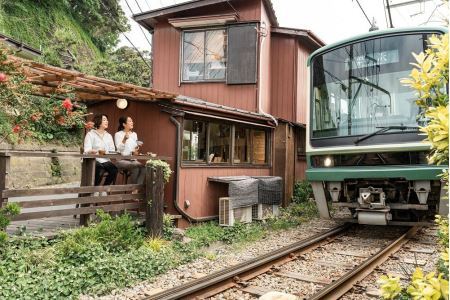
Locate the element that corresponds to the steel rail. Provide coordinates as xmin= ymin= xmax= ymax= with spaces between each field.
xmin=143 ymin=223 xmax=352 ymax=300
xmin=308 ymin=225 xmax=419 ymax=300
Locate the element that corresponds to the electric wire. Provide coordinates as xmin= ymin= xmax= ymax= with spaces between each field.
xmin=354 ymin=0 xmax=373 ymax=27
xmin=124 ymin=0 xmax=153 ymax=48
xmin=99 ymin=1 xmax=151 ymax=69
xmin=134 ymin=0 xmax=144 ymax=12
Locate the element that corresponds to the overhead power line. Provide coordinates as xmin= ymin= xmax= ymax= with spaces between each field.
xmin=124 ymin=0 xmax=153 ymax=48
xmin=354 ymin=0 xmax=373 ymax=27
xmin=99 ymin=1 xmax=151 ymax=69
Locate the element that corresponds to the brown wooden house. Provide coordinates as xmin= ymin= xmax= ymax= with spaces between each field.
xmin=88 ymin=0 xmax=324 ymax=227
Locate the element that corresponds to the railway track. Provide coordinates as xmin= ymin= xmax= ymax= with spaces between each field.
xmin=144 ymin=223 xmax=428 ymax=300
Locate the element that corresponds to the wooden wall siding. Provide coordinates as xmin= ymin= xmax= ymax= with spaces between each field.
xmin=295 ymin=159 xmax=307 ymax=181
xmin=153 ymin=22 xmax=257 ymax=112
xmin=272 ymin=123 xmax=295 ymax=206
xmin=178 ymin=167 xmax=270 ymax=218
xmin=258 ymin=3 xmax=272 ymax=114
xmin=270 ymin=34 xmax=296 ymax=121
xmin=88 ymin=101 xmax=177 ymax=214
xmin=296 ymin=42 xmax=310 ymax=125
xmin=152 ymin=0 xmax=264 ymax=113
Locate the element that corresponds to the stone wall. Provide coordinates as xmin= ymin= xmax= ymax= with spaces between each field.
xmin=1 ymin=143 xmax=81 ymax=189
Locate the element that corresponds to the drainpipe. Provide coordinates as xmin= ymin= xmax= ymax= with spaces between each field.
xmin=168 ymin=114 xmax=218 ymax=223
xmin=257 ymin=21 xmax=278 ymax=127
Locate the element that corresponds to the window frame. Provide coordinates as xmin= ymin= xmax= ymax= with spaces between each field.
xmin=181 ymin=117 xmax=272 ymax=168
xmin=180 ymin=27 xmax=228 ymax=83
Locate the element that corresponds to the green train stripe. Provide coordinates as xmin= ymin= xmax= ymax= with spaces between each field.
xmin=306 ymin=165 xmax=445 ymax=181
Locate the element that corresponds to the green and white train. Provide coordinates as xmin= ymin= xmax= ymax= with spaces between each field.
xmin=306 ymin=27 xmax=448 ymax=225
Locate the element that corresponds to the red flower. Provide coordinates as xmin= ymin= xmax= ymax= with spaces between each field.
xmin=84 ymin=121 xmax=94 ymax=129
xmin=62 ymin=98 xmax=73 ymax=111
xmin=0 ymin=73 xmax=7 ymax=82
xmin=12 ymin=125 xmax=20 ymax=133
xmin=57 ymin=116 xmax=65 ymax=125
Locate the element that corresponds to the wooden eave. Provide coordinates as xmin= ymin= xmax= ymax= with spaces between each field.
xmin=271 ymin=27 xmax=326 ymax=50
xmin=7 ymin=55 xmax=177 ymax=103
xmin=134 ymin=0 xmax=279 ymax=31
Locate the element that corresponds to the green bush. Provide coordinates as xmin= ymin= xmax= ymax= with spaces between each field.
xmin=293 ymin=180 xmax=313 ymax=203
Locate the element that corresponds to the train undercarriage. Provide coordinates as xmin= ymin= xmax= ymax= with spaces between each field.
xmin=311 ymin=178 xmax=446 ymax=225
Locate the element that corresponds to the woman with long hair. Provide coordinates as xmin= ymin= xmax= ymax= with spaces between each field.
xmin=83 ymin=114 xmax=118 ymax=186
xmin=114 ymin=116 xmax=145 ymax=184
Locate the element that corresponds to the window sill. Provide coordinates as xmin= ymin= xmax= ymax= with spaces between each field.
xmin=181 ymin=80 xmax=226 ymax=84
xmin=181 ymin=163 xmax=271 ymax=169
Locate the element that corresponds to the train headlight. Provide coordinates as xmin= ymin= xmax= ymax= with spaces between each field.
xmin=324 ymin=157 xmax=333 ymax=167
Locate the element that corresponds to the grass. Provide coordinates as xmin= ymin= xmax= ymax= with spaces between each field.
xmin=0 ymin=1 xmax=102 ymax=63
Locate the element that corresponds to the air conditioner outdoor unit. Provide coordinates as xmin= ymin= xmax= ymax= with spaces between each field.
xmin=252 ymin=204 xmax=280 ymax=220
xmin=219 ymin=197 xmax=253 ymax=226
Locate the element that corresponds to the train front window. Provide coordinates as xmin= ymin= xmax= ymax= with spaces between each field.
xmin=311 ymin=34 xmax=431 ymax=139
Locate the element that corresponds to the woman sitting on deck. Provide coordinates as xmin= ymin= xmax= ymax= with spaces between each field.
xmin=114 ymin=116 xmax=145 ymax=184
xmin=84 ymin=114 xmax=118 ymax=186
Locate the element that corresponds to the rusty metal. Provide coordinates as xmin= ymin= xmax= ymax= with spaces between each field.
xmin=307 ymin=226 xmax=419 ymax=300
xmin=142 ymin=223 xmax=352 ymax=300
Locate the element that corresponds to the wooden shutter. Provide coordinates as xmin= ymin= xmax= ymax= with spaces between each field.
xmin=226 ymin=23 xmax=258 ymax=84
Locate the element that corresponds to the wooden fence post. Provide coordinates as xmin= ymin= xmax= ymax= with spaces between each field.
xmin=0 ymin=154 xmax=10 ymax=208
xmin=79 ymin=157 xmax=96 ymax=226
xmin=145 ymin=165 xmax=164 ymax=237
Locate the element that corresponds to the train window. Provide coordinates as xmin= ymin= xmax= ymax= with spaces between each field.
xmin=311 ymin=33 xmax=433 ymax=140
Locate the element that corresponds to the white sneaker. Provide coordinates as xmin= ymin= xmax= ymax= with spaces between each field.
xmin=93 ymin=192 xmax=99 ymax=197
xmin=101 ymin=191 xmax=108 ymax=197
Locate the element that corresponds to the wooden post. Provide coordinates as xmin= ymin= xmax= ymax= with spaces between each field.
xmin=79 ymin=157 xmax=96 ymax=226
xmin=145 ymin=165 xmax=165 ymax=237
xmin=0 ymin=154 xmax=10 ymax=207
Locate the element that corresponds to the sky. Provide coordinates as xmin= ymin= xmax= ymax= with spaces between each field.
xmin=118 ymin=0 xmax=448 ymax=51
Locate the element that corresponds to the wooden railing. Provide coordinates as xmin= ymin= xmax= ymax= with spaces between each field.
xmin=0 ymin=151 xmax=170 ymax=236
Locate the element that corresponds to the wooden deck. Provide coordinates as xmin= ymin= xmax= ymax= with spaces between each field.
xmin=7 ymin=215 xmax=80 ymax=236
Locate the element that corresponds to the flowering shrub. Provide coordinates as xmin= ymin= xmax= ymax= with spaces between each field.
xmin=378 ymin=33 xmax=449 ymax=300
xmin=146 ymin=159 xmax=172 ymax=183
xmin=0 ymin=47 xmax=89 ymax=145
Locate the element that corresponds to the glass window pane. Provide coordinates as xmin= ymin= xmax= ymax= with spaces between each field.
xmin=234 ymin=126 xmax=250 ymax=163
xmin=183 ymin=32 xmax=205 ymax=81
xmin=208 ymin=123 xmax=231 ymax=163
xmin=311 ymin=34 xmax=431 ymax=138
xmin=252 ymin=130 xmax=266 ymax=164
xmin=182 ymin=120 xmax=206 ymax=162
xmin=205 ymin=30 xmax=227 ymax=80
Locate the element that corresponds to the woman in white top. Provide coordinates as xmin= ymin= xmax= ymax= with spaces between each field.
xmin=114 ymin=116 xmax=145 ymax=184
xmin=84 ymin=114 xmax=118 ymax=186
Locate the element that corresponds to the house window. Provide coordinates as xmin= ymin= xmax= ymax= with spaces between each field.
xmin=182 ymin=29 xmax=227 ymax=82
xmin=182 ymin=118 xmax=271 ymax=166
xmin=208 ymin=123 xmax=231 ymax=163
xmin=182 ymin=120 xmax=207 ymax=162
xmin=234 ymin=126 xmax=250 ymax=164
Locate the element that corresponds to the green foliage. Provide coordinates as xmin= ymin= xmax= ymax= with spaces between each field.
xmin=0 ymin=1 xmax=103 ymax=62
xmin=89 ymin=47 xmax=152 ymax=87
xmin=65 ymin=0 xmax=130 ymax=52
xmin=401 ymin=34 xmax=449 ymax=167
xmin=146 ymin=159 xmax=173 ymax=183
xmin=0 ymin=200 xmax=320 ymax=298
xmin=0 ymin=202 xmax=20 ymax=230
xmin=0 ymin=0 xmax=127 ymax=53
xmin=162 ymin=214 xmax=175 ymax=239
xmin=293 ymin=180 xmax=313 ymax=203
xmin=0 ymin=47 xmax=87 ymax=145
xmin=435 ymin=215 xmax=449 ymax=279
